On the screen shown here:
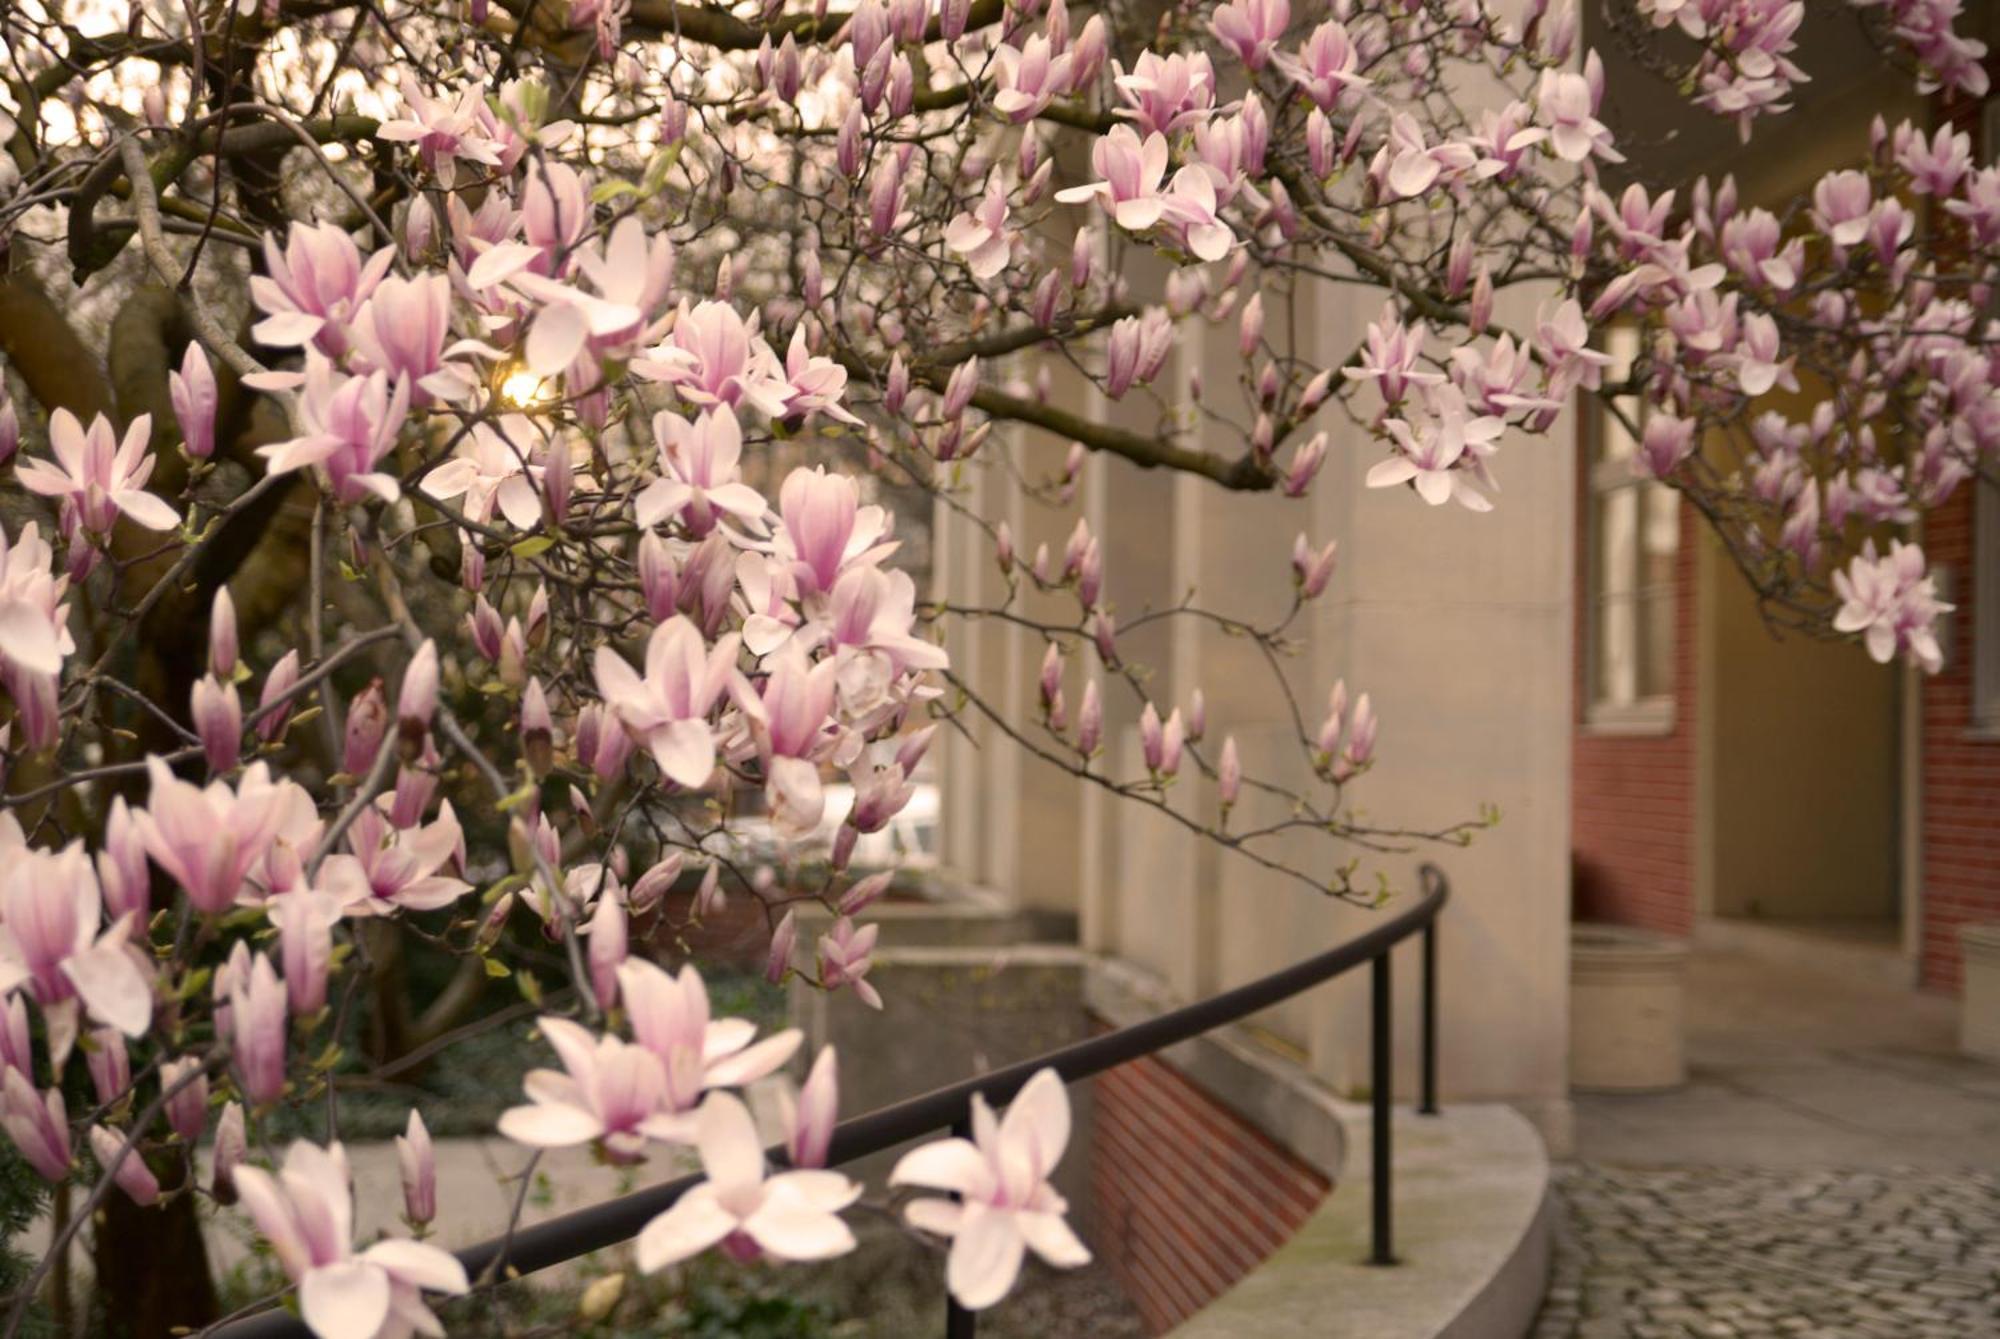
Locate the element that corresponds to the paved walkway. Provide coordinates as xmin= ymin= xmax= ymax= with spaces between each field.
xmin=1533 ymin=922 xmax=2000 ymax=1339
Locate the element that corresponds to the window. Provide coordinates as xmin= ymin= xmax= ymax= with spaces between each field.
xmin=1975 ymin=479 xmax=2000 ymax=731
xmin=1585 ymin=325 xmax=1679 ymax=731
xmin=1973 ymin=97 xmax=2000 ymax=733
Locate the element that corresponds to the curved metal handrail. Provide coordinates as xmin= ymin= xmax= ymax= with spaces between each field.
xmin=218 ymin=863 xmax=1449 ymax=1337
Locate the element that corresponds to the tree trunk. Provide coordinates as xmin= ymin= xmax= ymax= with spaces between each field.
xmin=89 ymin=1159 xmax=218 ymax=1339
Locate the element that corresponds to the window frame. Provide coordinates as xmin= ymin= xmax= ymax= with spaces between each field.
xmin=1582 ymin=326 xmax=1679 ymax=736
xmin=1973 ymin=98 xmax=2000 ymax=735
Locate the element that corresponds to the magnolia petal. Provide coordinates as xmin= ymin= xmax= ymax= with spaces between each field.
xmin=1365 ymin=457 xmax=1419 ymax=490
xmin=888 ymin=1137 xmax=986 ymax=1194
xmin=703 ymin=1028 xmax=802 ymax=1088
xmin=62 ymin=941 xmax=152 ymax=1037
xmin=496 ymin=1101 xmax=603 ymax=1147
xmin=1018 ymin=1209 xmax=1091 ymax=1268
xmin=648 ymin=718 xmax=716 ymax=790
xmin=947 ymin=1208 xmax=1028 ymax=1311
xmin=525 ymin=304 xmax=588 ymax=378
xmin=299 ymin=1261 xmax=392 ymax=1339
xmin=743 ymin=1194 xmax=856 ymax=1261
xmin=0 ymin=602 xmax=62 ymax=676
xmin=634 ymin=1187 xmax=737 ymax=1272
xmin=112 ymin=490 xmax=181 ymax=531
xmin=362 ymin=1238 xmax=470 ymax=1296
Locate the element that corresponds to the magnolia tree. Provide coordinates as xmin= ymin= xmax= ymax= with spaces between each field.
xmin=0 ymin=0 xmax=1991 ymax=1330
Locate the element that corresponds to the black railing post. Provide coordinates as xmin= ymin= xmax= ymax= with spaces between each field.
xmin=1420 ymin=920 xmax=1439 ymax=1116
xmin=1368 ymin=950 xmax=1395 ymax=1266
xmin=945 ymin=1116 xmax=977 ymax=1339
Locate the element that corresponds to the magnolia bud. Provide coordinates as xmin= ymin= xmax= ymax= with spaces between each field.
xmin=161 ymin=1055 xmax=209 ymax=1143
xmin=397 ymin=1111 xmax=437 ymax=1227
xmin=86 ymin=1029 xmax=131 ymax=1106
xmin=171 ymin=342 xmax=218 ymax=461
xmin=1218 ymin=735 xmax=1242 ymax=810
xmin=192 ymin=675 xmax=242 ymax=774
xmin=397 ymin=640 xmax=439 ymax=757
xmin=766 ymin=909 xmax=798 ymax=985
xmin=943 ymin=357 xmax=980 ymax=419
xmin=1077 ymin=679 xmax=1102 ymax=756
xmin=208 ymin=586 xmax=238 ymax=678
xmin=209 ymin=1101 xmax=246 ymax=1203
xmin=257 ymin=650 xmax=301 ymax=744
xmin=1239 ymin=293 xmax=1265 ymax=359
xmin=522 ymin=677 xmax=554 ymax=777
xmin=1468 ymin=263 xmax=1494 ymax=335
xmin=343 ymin=680 xmax=389 ymax=778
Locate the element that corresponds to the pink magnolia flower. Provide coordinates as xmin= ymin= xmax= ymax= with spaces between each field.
xmin=419 ymin=416 xmax=548 ymax=530
xmin=891 ymin=1068 xmax=1089 ymax=1310
xmin=619 ymin=959 xmax=803 ymax=1118
xmin=497 ymin=1016 xmax=680 ymax=1160
xmin=1344 ymin=305 xmax=1441 ymax=405
xmin=348 ymin=274 xmax=468 ymax=404
xmin=1273 ymin=20 xmax=1368 ymax=110
xmin=1 ymin=1069 xmax=70 ymax=1182
xmin=780 ymin=466 xmax=890 ymax=597
xmin=635 ymin=408 xmax=768 ymax=535
xmin=376 ymin=75 xmax=506 ymax=188
xmin=777 ymin=326 xmax=861 ymax=426
xmin=1811 ymin=170 xmax=1873 ymax=248
xmin=1055 ymin=126 xmax=1172 ymax=232
xmin=16 ymin=409 xmax=180 ymax=539
xmin=257 ymin=354 xmax=411 ymax=505
xmin=946 ymin=179 xmax=1014 ymax=281
xmin=1832 ymin=539 xmax=1949 ymax=672
xmin=634 ymin=1091 xmax=859 ymax=1271
xmin=1113 ymin=51 xmax=1217 ymax=138
xmin=1535 ymin=69 xmax=1622 ymax=163
xmin=249 ymin=222 xmax=395 ymax=355
xmin=234 ymin=1139 xmax=469 ymax=1339
xmin=992 ymin=35 xmax=1074 ymax=124
xmin=634 ymin=301 xmax=791 ymax=418
xmin=318 ymin=806 xmax=471 ymax=914
xmin=1369 ymin=389 xmax=1505 ymax=512
xmin=134 ymin=756 xmax=286 ymax=915
xmin=0 ymin=842 xmax=152 ymax=1067
xmin=0 ymin=520 xmax=72 ymax=681
xmin=816 ymin=918 xmax=882 ymax=1009
xmin=593 ymin=616 xmax=742 ymax=789
xmin=169 ymin=342 xmax=218 ymax=460
xmin=1209 ymin=0 xmax=1289 ymax=69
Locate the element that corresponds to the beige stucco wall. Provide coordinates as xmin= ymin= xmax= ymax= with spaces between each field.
xmin=935 ymin=274 xmax=1576 ymax=1130
xmin=1696 ymin=522 xmax=1901 ymax=922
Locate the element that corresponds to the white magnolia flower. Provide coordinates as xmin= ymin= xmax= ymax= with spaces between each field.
xmin=635 ymin=1091 xmax=859 ymax=1270
xmin=891 ymin=1068 xmax=1090 ymax=1310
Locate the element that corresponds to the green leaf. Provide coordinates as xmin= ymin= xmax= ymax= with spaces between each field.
xmin=510 ymin=535 xmax=555 ymax=558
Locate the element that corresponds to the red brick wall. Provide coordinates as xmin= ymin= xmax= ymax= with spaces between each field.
xmin=1089 ymin=1052 xmax=1330 ymax=1335
xmin=1919 ymin=489 xmax=2000 ymax=991
xmin=1569 ymin=448 xmax=1700 ymax=937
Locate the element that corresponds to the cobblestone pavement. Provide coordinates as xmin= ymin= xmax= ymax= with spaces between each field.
xmin=1532 ymin=1165 xmax=2000 ymax=1339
